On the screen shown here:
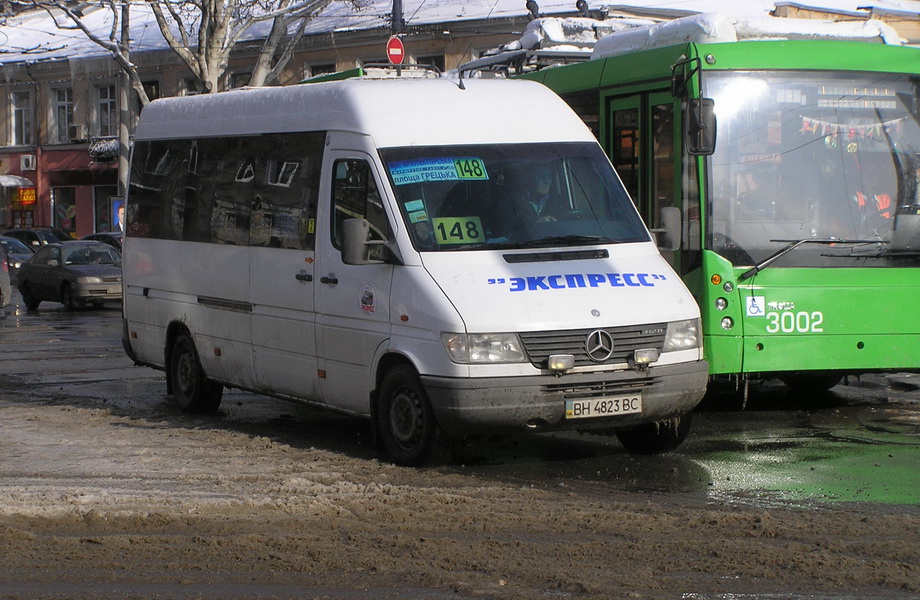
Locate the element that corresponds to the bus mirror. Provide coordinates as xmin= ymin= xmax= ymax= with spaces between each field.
xmin=686 ymin=98 xmax=716 ymax=156
xmin=342 ymin=218 xmax=389 ymax=265
xmin=652 ymin=206 xmax=681 ymax=252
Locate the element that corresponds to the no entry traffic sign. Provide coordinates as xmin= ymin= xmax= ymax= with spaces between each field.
xmin=386 ymin=36 xmax=405 ymax=65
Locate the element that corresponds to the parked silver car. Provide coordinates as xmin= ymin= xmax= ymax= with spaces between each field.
xmin=17 ymin=241 xmax=122 ymax=310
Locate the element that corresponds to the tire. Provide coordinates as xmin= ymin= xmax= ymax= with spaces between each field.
xmin=376 ymin=365 xmax=451 ymax=467
xmin=780 ymin=374 xmax=841 ymax=393
xmin=18 ymin=283 xmax=40 ymax=310
xmin=61 ymin=283 xmax=79 ymax=311
xmin=168 ymin=332 xmax=222 ymax=414
xmin=615 ymin=413 xmax=692 ymax=455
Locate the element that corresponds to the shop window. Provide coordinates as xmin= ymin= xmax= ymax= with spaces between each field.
xmin=52 ymin=187 xmax=77 ymax=237
xmin=94 ymin=186 xmax=119 ymax=232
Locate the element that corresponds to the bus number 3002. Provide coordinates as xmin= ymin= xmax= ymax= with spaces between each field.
xmin=765 ymin=311 xmax=824 ymax=333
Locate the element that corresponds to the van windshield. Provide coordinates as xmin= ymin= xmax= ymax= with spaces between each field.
xmin=380 ymin=142 xmax=649 ymax=251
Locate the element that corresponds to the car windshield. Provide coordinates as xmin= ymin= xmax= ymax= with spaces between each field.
xmin=705 ymin=70 xmax=920 ymax=268
xmin=380 ymin=142 xmax=649 ymax=251
xmin=62 ymin=245 xmax=121 ymax=265
xmin=0 ymin=238 xmax=32 ymax=253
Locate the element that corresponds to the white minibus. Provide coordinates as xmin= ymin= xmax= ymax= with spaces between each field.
xmin=122 ymin=77 xmax=708 ymax=465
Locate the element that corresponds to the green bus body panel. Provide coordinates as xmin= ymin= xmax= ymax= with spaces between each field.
xmin=695 ymin=251 xmax=920 ymax=375
xmin=688 ymin=40 xmax=920 ymax=74
xmin=524 ymin=41 xmax=920 ymax=92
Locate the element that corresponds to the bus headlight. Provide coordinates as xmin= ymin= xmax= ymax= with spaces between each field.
xmin=441 ymin=332 xmax=527 ymax=364
xmin=662 ymin=318 xmax=701 ymax=352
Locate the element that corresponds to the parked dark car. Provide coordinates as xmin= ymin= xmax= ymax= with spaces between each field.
xmin=17 ymin=241 xmax=122 ymax=310
xmin=82 ymin=231 xmax=123 ymax=252
xmin=2 ymin=227 xmax=71 ymax=248
xmin=0 ymin=235 xmax=34 ymax=285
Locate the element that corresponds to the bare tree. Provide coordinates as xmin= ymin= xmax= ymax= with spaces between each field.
xmin=21 ymin=0 xmax=356 ymax=107
xmin=148 ymin=0 xmax=344 ymax=95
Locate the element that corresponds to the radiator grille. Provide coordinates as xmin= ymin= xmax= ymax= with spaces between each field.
xmin=519 ymin=323 xmax=666 ymax=368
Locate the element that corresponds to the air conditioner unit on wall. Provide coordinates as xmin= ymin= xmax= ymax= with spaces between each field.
xmin=20 ymin=154 xmax=36 ymax=171
xmin=69 ymin=124 xmax=88 ymax=142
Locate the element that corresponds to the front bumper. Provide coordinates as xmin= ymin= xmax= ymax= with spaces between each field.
xmin=73 ymin=282 xmax=122 ymax=302
xmin=422 ymin=360 xmax=709 ymax=437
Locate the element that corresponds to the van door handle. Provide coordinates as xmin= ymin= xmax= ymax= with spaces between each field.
xmin=320 ymin=275 xmax=338 ymax=285
xmin=295 ymin=273 xmax=313 ymax=282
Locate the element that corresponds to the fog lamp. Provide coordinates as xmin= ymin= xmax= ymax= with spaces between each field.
xmin=721 ymin=317 xmax=734 ymax=330
xmin=634 ymin=348 xmax=660 ymax=365
xmin=715 ymin=297 xmax=728 ymax=311
xmin=548 ymin=354 xmax=575 ymax=371
xmin=723 ymin=281 xmax=734 ymax=293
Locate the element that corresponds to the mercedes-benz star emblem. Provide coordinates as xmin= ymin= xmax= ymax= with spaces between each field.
xmin=585 ymin=330 xmax=615 ymax=362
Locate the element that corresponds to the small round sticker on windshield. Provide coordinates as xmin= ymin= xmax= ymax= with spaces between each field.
xmin=360 ymin=284 xmax=376 ymax=315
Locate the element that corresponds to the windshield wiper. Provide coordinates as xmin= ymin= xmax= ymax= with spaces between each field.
xmin=519 ymin=235 xmax=617 ymax=248
xmin=738 ymin=238 xmax=884 ymax=281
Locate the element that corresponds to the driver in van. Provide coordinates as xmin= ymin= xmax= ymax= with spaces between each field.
xmin=517 ymin=165 xmax=566 ymax=222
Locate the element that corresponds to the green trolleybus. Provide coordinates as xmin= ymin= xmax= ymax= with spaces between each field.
xmin=471 ymin=13 xmax=920 ymax=400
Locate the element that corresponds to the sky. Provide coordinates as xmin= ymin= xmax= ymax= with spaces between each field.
xmin=0 ymin=0 xmax=917 ymax=64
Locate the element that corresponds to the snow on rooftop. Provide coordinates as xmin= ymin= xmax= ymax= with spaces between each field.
xmin=0 ymin=0 xmax=914 ymax=65
xmin=590 ymin=12 xmax=903 ymax=59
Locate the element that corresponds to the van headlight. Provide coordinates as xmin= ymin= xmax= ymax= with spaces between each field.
xmin=662 ymin=318 xmax=702 ymax=352
xmin=441 ymin=332 xmax=527 ymax=364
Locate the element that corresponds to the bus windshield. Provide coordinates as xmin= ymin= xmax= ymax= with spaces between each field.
xmin=705 ymin=70 xmax=920 ymax=268
xmin=380 ymin=142 xmax=649 ymax=251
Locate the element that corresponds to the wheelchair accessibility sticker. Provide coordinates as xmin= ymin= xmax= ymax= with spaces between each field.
xmin=746 ymin=296 xmax=766 ymax=317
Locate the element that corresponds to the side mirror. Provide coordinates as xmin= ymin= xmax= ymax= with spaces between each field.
xmin=342 ymin=218 xmax=385 ymax=265
xmin=651 ymin=206 xmax=681 ymax=252
xmin=686 ymin=98 xmax=716 ymax=156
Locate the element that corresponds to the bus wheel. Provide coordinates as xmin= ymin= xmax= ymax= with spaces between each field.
xmin=615 ymin=413 xmax=692 ymax=455
xmin=169 ymin=332 xmax=222 ymax=414
xmin=377 ymin=366 xmax=450 ymax=467
xmin=780 ymin=374 xmax=841 ymax=393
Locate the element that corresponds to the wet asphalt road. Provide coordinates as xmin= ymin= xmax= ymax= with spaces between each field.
xmin=2 ymin=289 xmax=919 ymax=510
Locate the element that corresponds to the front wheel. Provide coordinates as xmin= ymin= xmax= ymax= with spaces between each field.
xmin=60 ymin=283 xmax=84 ymax=311
xmin=615 ymin=413 xmax=692 ymax=455
xmin=169 ymin=332 xmax=222 ymax=414
xmin=18 ymin=283 xmax=40 ymax=310
xmin=376 ymin=366 xmax=451 ymax=467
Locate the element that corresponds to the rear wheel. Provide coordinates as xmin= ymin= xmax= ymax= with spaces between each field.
xmin=376 ymin=365 xmax=451 ymax=467
xmin=169 ymin=332 xmax=222 ymax=414
xmin=615 ymin=413 xmax=692 ymax=455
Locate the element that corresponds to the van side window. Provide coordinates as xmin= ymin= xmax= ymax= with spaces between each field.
xmin=128 ymin=132 xmax=324 ymax=251
xmin=332 ymin=159 xmax=391 ymax=253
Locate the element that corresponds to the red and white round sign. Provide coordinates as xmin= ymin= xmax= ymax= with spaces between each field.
xmin=386 ymin=36 xmax=405 ymax=65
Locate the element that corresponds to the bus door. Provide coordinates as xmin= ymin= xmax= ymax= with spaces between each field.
xmin=606 ymin=91 xmax=687 ymax=271
xmin=315 ymin=154 xmax=394 ymax=414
